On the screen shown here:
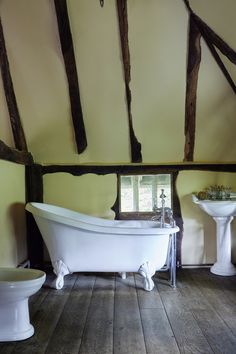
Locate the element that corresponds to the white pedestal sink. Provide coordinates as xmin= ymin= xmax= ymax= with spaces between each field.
xmin=192 ymin=195 xmax=236 ymax=276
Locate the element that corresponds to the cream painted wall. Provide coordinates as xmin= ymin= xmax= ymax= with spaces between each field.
xmin=43 ymin=170 xmax=236 ymax=265
xmin=1 ymin=0 xmax=236 ymax=266
xmin=0 ymin=0 xmax=236 ymax=163
xmin=177 ymin=171 xmax=236 ymax=265
xmin=43 ymin=173 xmax=117 ymax=219
xmin=0 ymin=160 xmax=27 ymax=267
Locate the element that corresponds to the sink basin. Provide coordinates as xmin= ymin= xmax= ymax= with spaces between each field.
xmin=192 ymin=194 xmax=236 ymax=276
xmin=192 ymin=195 xmax=236 ymax=217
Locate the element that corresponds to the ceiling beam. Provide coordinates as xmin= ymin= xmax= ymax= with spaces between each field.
xmin=0 ymin=17 xmax=28 ymax=152
xmin=54 ymin=0 xmax=87 ymax=154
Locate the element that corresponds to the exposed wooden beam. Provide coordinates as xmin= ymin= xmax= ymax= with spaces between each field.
xmin=201 ymin=34 xmax=236 ymax=94
xmin=184 ymin=15 xmax=201 ymax=162
xmin=172 ymin=171 xmax=183 ymax=267
xmin=116 ymin=0 xmax=142 ymax=163
xmin=0 ymin=139 xmax=33 ymax=165
xmin=54 ymin=0 xmax=87 ymax=154
xmin=41 ymin=163 xmax=236 ymax=176
xmin=193 ymin=13 xmax=236 ymax=65
xmin=192 ymin=14 xmax=236 ymax=93
xmin=0 ymin=17 xmax=28 ymax=151
xmin=183 ymin=0 xmax=236 ymax=94
xmin=25 ymin=164 xmax=44 ymax=267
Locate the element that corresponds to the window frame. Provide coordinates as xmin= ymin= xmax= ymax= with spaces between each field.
xmin=117 ymin=172 xmax=174 ymax=220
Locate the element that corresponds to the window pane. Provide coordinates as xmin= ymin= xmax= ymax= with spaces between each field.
xmin=120 ymin=176 xmax=133 ymax=211
xmin=120 ymin=174 xmax=171 ymax=212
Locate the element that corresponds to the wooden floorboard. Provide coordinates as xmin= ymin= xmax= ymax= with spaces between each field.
xmin=78 ymin=273 xmax=115 ymax=354
xmin=45 ymin=274 xmax=96 ymax=354
xmin=157 ymin=287 xmax=215 ymax=353
xmin=114 ymin=274 xmax=146 ymax=354
xmin=0 ymin=269 xmax=235 ymax=354
xmin=185 ymin=269 xmax=236 ymax=352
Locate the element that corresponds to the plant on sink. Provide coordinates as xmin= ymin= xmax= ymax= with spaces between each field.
xmin=193 ymin=185 xmax=232 ymax=201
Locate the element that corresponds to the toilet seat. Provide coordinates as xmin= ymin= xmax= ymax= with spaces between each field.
xmin=0 ymin=267 xmax=46 ymax=342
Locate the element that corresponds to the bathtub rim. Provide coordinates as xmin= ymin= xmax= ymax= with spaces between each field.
xmin=25 ymin=202 xmax=179 ymax=236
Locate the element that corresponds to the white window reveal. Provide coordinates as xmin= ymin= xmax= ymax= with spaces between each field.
xmin=120 ymin=174 xmax=172 ymax=213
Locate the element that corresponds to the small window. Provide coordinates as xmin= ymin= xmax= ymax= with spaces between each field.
xmin=119 ymin=174 xmax=172 ymax=219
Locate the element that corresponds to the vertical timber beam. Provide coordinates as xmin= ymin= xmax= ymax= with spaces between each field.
xmin=184 ymin=14 xmax=201 ymax=162
xmin=25 ymin=164 xmax=44 ymax=268
xmin=0 ymin=17 xmax=28 ymax=151
xmin=54 ymin=0 xmax=87 ymax=153
xmin=116 ymin=0 xmax=142 ymax=163
xmin=172 ymin=171 xmax=184 ymax=267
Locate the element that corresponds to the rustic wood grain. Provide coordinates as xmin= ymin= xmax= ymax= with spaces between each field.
xmin=159 ymin=289 xmax=214 ymax=353
xmin=0 ymin=139 xmax=33 ymax=165
xmin=1 ymin=270 xmax=236 ymax=353
xmin=54 ymin=0 xmax=87 ymax=154
xmin=198 ymin=31 xmax=236 ymax=94
xmin=78 ymin=274 xmax=115 ymax=354
xmin=135 ymin=273 xmax=180 ymax=353
xmin=183 ymin=0 xmax=236 ymax=94
xmin=25 ymin=164 xmax=44 ymax=268
xmin=192 ymin=13 xmax=236 ymax=65
xmin=42 ymin=163 xmax=236 ymax=176
xmin=0 ymin=17 xmax=28 ymax=152
xmin=184 ymin=14 xmax=201 ymax=162
xmin=140 ymin=308 xmax=180 ymax=354
xmin=45 ymin=274 xmax=96 ymax=354
xmin=114 ymin=274 xmax=146 ymax=354
xmin=189 ymin=269 xmax=236 ymax=338
xmin=116 ymin=0 xmax=142 ymax=163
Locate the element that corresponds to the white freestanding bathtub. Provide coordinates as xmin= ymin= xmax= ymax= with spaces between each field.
xmin=26 ymin=202 xmax=179 ymax=291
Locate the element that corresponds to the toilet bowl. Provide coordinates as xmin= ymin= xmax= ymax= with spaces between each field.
xmin=0 ymin=267 xmax=46 ymax=342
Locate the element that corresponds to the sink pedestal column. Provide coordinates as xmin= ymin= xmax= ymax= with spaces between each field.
xmin=211 ymin=216 xmax=236 ymax=276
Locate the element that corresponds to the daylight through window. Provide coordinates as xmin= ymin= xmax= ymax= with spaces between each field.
xmin=120 ymin=174 xmax=172 ymax=213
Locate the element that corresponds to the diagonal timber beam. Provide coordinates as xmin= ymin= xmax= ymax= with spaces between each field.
xmin=0 ymin=17 xmax=28 ymax=151
xmin=183 ymin=0 xmax=236 ymax=93
xmin=0 ymin=139 xmax=33 ymax=164
xmin=192 ymin=13 xmax=236 ymax=65
xmin=54 ymin=0 xmax=87 ymax=154
xmin=182 ymin=0 xmax=236 ymax=161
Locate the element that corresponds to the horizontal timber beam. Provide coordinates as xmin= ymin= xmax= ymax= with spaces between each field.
xmin=42 ymin=163 xmax=236 ymax=176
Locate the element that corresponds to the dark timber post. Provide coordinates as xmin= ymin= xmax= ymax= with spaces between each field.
xmin=116 ymin=0 xmax=142 ymax=163
xmin=25 ymin=164 xmax=44 ymax=268
xmin=184 ymin=15 xmax=201 ymax=162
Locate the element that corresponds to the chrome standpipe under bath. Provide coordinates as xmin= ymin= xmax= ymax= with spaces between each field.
xmin=152 ymin=189 xmax=177 ymax=288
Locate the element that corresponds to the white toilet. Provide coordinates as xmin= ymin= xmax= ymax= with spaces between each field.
xmin=0 ymin=267 xmax=46 ymax=342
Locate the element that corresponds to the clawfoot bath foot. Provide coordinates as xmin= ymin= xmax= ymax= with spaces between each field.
xmin=138 ymin=262 xmax=155 ymax=291
xmin=52 ymin=260 xmax=70 ymax=289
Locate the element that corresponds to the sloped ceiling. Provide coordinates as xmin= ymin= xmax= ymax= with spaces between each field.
xmin=0 ymin=0 xmax=236 ymax=164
